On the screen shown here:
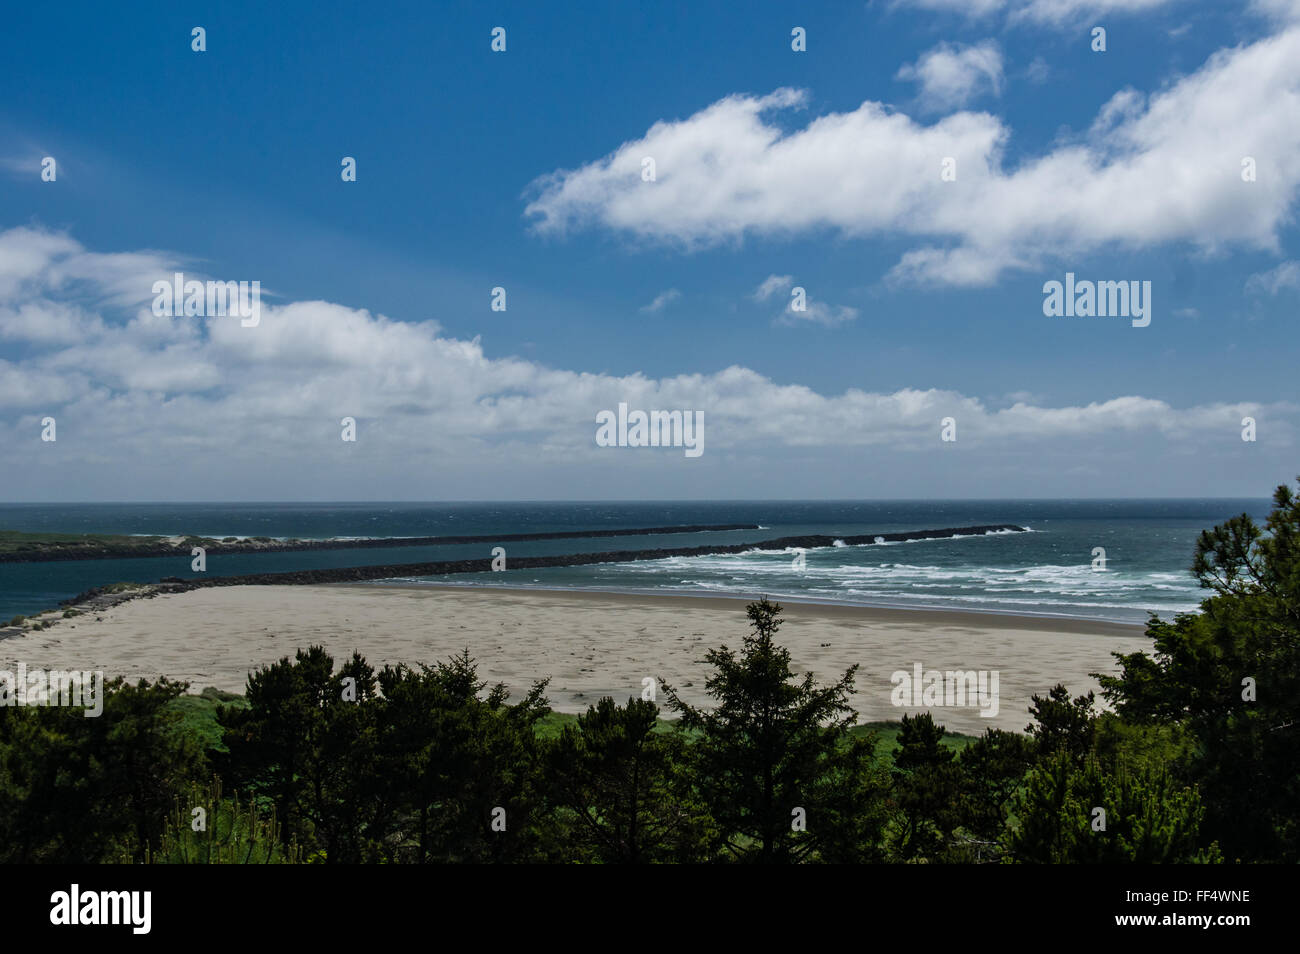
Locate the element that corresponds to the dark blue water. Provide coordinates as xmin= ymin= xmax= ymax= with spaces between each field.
xmin=0 ymin=500 xmax=1271 ymax=623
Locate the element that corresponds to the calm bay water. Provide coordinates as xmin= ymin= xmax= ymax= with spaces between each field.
xmin=0 ymin=499 xmax=1271 ymax=623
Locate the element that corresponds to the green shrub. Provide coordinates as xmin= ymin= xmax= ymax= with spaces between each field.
xmin=123 ymin=777 xmax=301 ymax=864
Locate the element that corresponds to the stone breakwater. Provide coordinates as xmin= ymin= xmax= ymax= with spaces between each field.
xmin=0 ymin=524 xmax=762 ymax=564
xmin=55 ymin=524 xmax=1027 ymax=602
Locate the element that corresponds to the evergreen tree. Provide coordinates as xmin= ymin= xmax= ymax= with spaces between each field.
xmin=1004 ymin=750 xmax=1220 ymax=863
xmin=1026 ymin=684 xmax=1098 ymax=764
xmin=546 ymin=696 xmax=712 ymax=862
xmin=1095 ymin=478 xmax=1300 ymax=861
xmin=954 ymin=728 xmax=1034 ymax=860
xmin=886 ymin=712 xmax=962 ymax=862
xmin=0 ymin=677 xmax=201 ymax=862
xmin=663 ymin=599 xmax=883 ymax=863
xmin=217 ymin=646 xmax=387 ymax=862
xmin=374 ymin=650 xmax=550 ymax=863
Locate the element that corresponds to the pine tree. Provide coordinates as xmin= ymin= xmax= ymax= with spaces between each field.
xmin=1095 ymin=477 xmax=1300 ymax=861
xmin=887 ymin=712 xmax=962 ymax=861
xmin=374 ymin=650 xmax=551 ymax=863
xmin=1026 ymin=684 xmax=1098 ymax=764
xmin=663 ymin=599 xmax=883 ymax=863
xmin=217 ymin=647 xmax=382 ymax=860
xmin=1004 ymin=750 xmax=1220 ymax=863
xmin=546 ymin=696 xmax=712 ymax=862
xmin=954 ymin=728 xmax=1033 ymax=860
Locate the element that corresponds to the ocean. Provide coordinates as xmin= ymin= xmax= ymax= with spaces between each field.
xmin=0 ymin=499 xmax=1271 ymax=624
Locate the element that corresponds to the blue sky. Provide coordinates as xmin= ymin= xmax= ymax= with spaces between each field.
xmin=1 ymin=0 xmax=1297 ymax=500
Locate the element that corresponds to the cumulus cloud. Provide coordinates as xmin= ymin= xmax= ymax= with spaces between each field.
xmin=0 ymin=226 xmax=1291 ymax=501
xmin=525 ymin=23 xmax=1300 ymax=287
xmin=896 ymin=41 xmax=1004 ymax=110
xmin=0 ymin=226 xmax=181 ymax=306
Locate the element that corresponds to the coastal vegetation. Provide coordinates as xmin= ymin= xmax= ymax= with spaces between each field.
xmin=1 ymin=480 xmax=1296 ymax=863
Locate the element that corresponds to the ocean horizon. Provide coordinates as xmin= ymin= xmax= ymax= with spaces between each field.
xmin=0 ymin=498 xmax=1270 ymax=624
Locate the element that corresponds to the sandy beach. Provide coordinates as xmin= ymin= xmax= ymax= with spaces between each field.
xmin=1 ymin=584 xmax=1151 ymax=734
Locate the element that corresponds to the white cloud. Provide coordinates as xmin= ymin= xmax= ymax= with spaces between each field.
xmin=0 ymin=155 xmax=47 ymax=179
xmin=750 ymin=275 xmax=858 ymax=326
xmin=892 ymin=0 xmax=1189 ymax=27
xmin=1024 ymin=56 xmax=1051 ymax=84
xmin=1245 ymin=260 xmax=1300 ymax=294
xmin=1250 ymin=0 xmax=1300 ymax=23
xmin=1010 ymin=0 xmax=1188 ymax=25
xmin=639 ymin=288 xmax=681 ymax=312
xmin=0 ymin=226 xmax=186 ymax=306
xmin=1 ymin=225 xmax=1290 ymax=501
xmin=0 ymin=228 xmax=82 ymax=300
xmin=752 ymin=274 xmax=794 ymax=301
xmin=525 ymin=24 xmax=1300 ymax=288
xmin=0 ymin=300 xmax=105 ymax=345
xmin=893 ymin=0 xmax=1007 ymax=16
xmin=896 ymin=41 xmax=1004 ymax=110
xmin=777 ymin=300 xmax=859 ymax=327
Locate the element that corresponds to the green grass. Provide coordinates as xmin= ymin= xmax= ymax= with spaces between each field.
xmin=851 ymin=720 xmax=978 ymax=757
xmin=0 ymin=530 xmax=296 ymax=558
xmin=534 ymin=709 xmax=680 ymax=739
xmin=534 ymin=710 xmax=579 ymax=739
xmin=0 ymin=531 xmax=248 ymax=556
xmin=166 ymin=687 xmax=248 ymax=753
xmin=0 ymin=530 xmax=171 ymax=553
xmin=172 ymin=691 xmax=981 ymax=764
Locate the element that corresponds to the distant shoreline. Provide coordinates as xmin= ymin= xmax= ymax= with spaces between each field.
xmin=0 ymin=523 xmax=761 ymax=563
xmin=124 ymin=524 xmax=1029 ymax=587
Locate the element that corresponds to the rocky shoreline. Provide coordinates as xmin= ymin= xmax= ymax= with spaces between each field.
xmin=0 ymin=523 xmax=1025 ymax=640
xmin=51 ymin=523 xmax=1026 ymax=602
xmin=0 ymin=523 xmax=761 ymax=564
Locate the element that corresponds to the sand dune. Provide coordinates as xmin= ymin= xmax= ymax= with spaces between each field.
xmin=1 ymin=584 xmax=1151 ymax=734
